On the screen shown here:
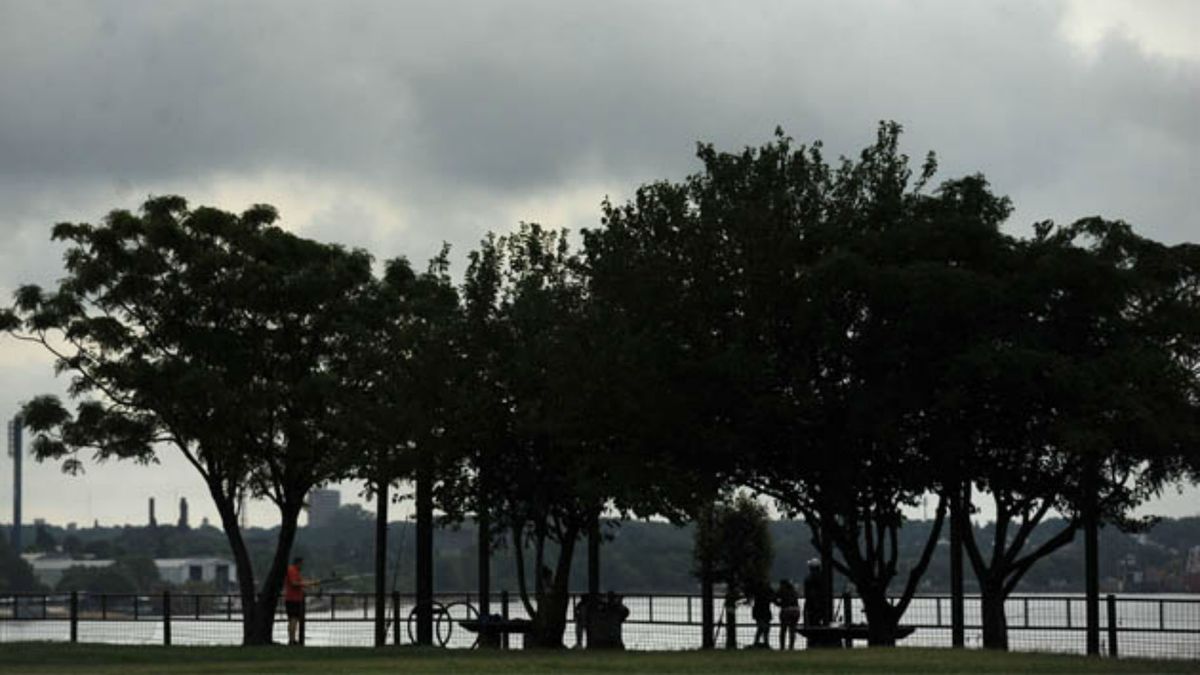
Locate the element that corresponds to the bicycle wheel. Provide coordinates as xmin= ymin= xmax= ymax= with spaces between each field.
xmin=407 ymin=601 xmax=448 ymax=646
xmin=439 ymin=600 xmax=480 ymax=648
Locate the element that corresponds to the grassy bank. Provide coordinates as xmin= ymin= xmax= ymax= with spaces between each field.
xmin=0 ymin=644 xmax=1195 ymax=674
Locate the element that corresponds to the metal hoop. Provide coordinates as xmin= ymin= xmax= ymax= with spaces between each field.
xmin=406 ymin=601 xmax=449 ymax=647
xmin=439 ymin=600 xmax=481 ymax=649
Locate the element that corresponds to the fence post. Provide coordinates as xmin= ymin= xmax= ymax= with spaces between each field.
xmin=1106 ymin=594 xmax=1117 ymax=658
xmin=843 ymin=592 xmax=853 ymax=648
xmin=163 ymin=590 xmax=171 ymax=646
xmin=70 ymin=591 xmax=78 ymax=643
xmin=392 ymin=591 xmax=401 ymax=646
xmin=501 ymin=590 xmax=510 ymax=650
xmin=299 ymin=597 xmax=306 ymax=647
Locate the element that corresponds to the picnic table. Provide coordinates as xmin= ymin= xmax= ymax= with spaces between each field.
xmin=459 ymin=617 xmax=533 ymax=649
xmin=798 ymin=624 xmax=916 ymax=648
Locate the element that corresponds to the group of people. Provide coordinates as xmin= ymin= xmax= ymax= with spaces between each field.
xmin=573 ymin=591 xmax=631 ymax=649
xmin=749 ymin=559 xmax=831 ymax=649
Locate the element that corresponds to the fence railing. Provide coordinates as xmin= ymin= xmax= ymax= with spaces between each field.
xmin=0 ymin=591 xmax=1196 ymax=659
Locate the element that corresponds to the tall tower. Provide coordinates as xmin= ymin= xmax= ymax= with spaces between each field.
xmin=7 ymin=415 xmax=21 ymax=553
xmin=307 ymin=488 xmax=340 ymax=528
xmin=149 ymin=497 xmax=157 ymax=527
xmin=178 ymin=497 xmax=190 ymax=529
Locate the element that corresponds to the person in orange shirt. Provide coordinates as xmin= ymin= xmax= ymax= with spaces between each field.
xmin=285 ymin=556 xmax=319 ymax=645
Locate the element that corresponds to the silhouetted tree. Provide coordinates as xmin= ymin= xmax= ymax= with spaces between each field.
xmin=1 ymin=197 xmax=375 ymax=645
xmin=693 ymin=495 xmax=773 ymax=649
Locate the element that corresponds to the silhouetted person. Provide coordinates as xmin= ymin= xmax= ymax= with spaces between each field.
xmin=284 ymin=556 xmax=319 ymax=646
xmin=593 ymin=591 xmax=630 ymax=649
xmin=751 ymin=584 xmax=773 ymax=648
xmin=573 ymin=593 xmax=597 ymax=649
xmin=803 ymin=559 xmax=828 ymax=627
xmin=775 ymin=578 xmax=800 ymax=650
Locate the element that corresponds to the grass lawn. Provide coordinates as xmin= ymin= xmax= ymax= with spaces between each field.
xmin=0 ymin=644 xmax=1196 ymax=674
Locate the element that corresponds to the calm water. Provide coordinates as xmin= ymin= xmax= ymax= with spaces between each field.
xmin=1 ymin=594 xmax=1197 ymax=659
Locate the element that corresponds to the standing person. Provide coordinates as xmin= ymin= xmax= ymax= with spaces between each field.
xmin=573 ymin=593 xmax=596 ymax=649
xmin=775 ymin=578 xmax=801 ymax=650
xmin=751 ymin=584 xmax=773 ymax=648
xmin=802 ymin=559 xmax=827 ymax=627
xmin=285 ymin=556 xmax=319 ymax=646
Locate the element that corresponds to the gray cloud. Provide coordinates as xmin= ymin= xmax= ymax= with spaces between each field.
xmin=1 ymin=0 xmax=1197 ymax=525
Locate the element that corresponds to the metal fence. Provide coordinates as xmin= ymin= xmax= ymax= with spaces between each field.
xmin=0 ymin=591 xmax=1196 ymax=659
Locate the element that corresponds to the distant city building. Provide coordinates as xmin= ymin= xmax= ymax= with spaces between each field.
xmin=178 ymin=497 xmax=190 ymax=529
xmin=1186 ymin=546 xmax=1200 ymax=593
xmin=149 ymin=497 xmax=157 ymax=528
xmin=7 ymin=415 xmax=22 ymax=554
xmin=308 ymin=488 xmax=340 ymax=528
xmin=23 ymin=554 xmax=112 ymax=587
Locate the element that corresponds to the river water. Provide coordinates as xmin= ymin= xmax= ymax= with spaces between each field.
xmin=1 ymin=593 xmax=1196 ymax=659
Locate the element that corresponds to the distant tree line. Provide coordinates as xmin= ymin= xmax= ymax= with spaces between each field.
xmin=6 ymin=514 xmax=1199 ymax=598
xmin=3 ymin=122 xmax=1199 ymax=649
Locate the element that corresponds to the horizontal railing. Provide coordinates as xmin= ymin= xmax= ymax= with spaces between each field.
xmin=0 ymin=591 xmax=1196 ymax=659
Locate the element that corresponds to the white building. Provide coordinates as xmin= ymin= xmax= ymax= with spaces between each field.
xmin=154 ymin=558 xmax=236 ymax=588
xmin=24 ymin=554 xmax=236 ymax=590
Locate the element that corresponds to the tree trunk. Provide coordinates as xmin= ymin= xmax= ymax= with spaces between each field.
xmin=374 ymin=477 xmax=388 ymax=647
xmin=980 ymin=581 xmax=1009 ymax=650
xmin=701 ymin=508 xmax=715 ymax=649
xmin=724 ymin=595 xmax=738 ymax=650
xmin=819 ymin=520 xmax=835 ymax=624
xmin=245 ymin=499 xmax=303 ymax=645
xmin=208 ymin=481 xmax=260 ymax=645
xmin=860 ymin=590 xmax=897 ymax=646
xmin=527 ymin=530 xmax=577 ymax=648
xmin=588 ymin=513 xmax=600 ymax=597
xmin=477 ymin=499 xmax=490 ymax=620
xmin=1084 ymin=498 xmax=1100 ymax=656
xmin=949 ymin=486 xmax=965 ymax=648
xmin=416 ymin=457 xmax=434 ymax=645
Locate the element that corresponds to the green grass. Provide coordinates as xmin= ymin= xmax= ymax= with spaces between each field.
xmin=0 ymin=644 xmax=1195 ymax=674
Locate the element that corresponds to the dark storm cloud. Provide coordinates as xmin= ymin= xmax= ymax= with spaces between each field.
xmin=2 ymin=1 xmax=1196 ymax=244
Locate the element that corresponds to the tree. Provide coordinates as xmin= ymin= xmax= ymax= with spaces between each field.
xmin=692 ymin=495 xmax=773 ymax=649
xmin=590 ymin=123 xmax=967 ymax=645
xmin=442 ymin=224 xmax=661 ymax=648
xmin=332 ymin=249 xmax=461 ymax=646
xmin=987 ymin=218 xmax=1200 ymax=652
xmin=0 ymin=536 xmax=45 ymax=593
xmin=0 ymin=197 xmax=375 ymax=644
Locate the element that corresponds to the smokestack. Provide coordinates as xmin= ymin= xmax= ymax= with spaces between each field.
xmin=149 ymin=497 xmax=157 ymax=528
xmin=7 ymin=415 xmax=22 ymax=553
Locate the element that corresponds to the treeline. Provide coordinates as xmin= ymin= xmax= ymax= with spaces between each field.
xmin=3 ymin=122 xmax=1199 ymax=649
xmin=9 ymin=514 xmax=1198 ymax=595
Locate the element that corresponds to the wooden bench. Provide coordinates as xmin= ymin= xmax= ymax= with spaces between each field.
xmin=459 ymin=618 xmax=533 ymax=649
xmin=798 ymin=624 xmax=916 ymax=648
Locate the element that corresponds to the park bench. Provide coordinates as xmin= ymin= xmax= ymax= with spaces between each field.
xmin=459 ymin=617 xmax=533 ymax=648
xmin=799 ymin=624 xmax=916 ymax=648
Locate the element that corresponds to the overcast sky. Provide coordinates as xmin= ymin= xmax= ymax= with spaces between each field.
xmin=1 ymin=0 xmax=1198 ymax=530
